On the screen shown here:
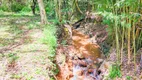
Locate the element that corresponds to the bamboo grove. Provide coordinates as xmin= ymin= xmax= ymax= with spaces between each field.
xmin=51 ymin=0 xmax=142 ymax=65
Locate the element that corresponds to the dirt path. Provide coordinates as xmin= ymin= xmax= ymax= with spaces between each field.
xmin=0 ymin=16 xmax=53 ymax=80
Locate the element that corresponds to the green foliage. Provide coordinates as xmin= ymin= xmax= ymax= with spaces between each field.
xmin=44 ymin=0 xmax=56 ymax=19
xmin=11 ymin=2 xmax=25 ymax=12
xmin=109 ymin=64 xmax=121 ymax=79
xmin=0 ymin=5 xmax=10 ymax=11
xmin=51 ymin=63 xmax=59 ymax=75
xmin=93 ymin=0 xmax=142 ymax=64
xmin=0 ymin=1 xmax=29 ymax=12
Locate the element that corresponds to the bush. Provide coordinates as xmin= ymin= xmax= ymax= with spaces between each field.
xmin=0 ymin=5 xmax=11 ymax=11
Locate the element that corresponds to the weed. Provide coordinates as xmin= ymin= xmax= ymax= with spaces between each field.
xmin=11 ymin=74 xmax=21 ymax=79
xmin=8 ymin=53 xmax=19 ymax=63
xmin=109 ymin=64 xmax=121 ymax=79
xmin=50 ymin=78 xmax=55 ymax=80
xmin=8 ymin=53 xmax=16 ymax=57
xmin=35 ymin=68 xmax=42 ymax=74
xmin=52 ymin=66 xmax=59 ymax=75
xmin=26 ymin=75 xmax=33 ymax=80
xmin=61 ymin=40 xmax=67 ymax=45
xmin=22 ymin=72 xmax=33 ymax=80
xmin=126 ymin=76 xmax=131 ymax=80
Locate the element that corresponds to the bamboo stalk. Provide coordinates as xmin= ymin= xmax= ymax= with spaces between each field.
xmin=127 ymin=22 xmax=131 ymax=64
xmin=121 ymin=24 xmax=125 ymax=64
xmin=75 ymin=0 xmax=83 ymax=14
xmin=58 ymin=0 xmax=62 ymax=22
xmin=121 ymin=6 xmax=126 ymax=64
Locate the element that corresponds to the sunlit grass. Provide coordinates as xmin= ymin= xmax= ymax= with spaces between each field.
xmin=25 ymin=21 xmax=40 ymax=30
xmin=0 ymin=11 xmax=33 ymax=17
xmin=0 ymin=26 xmax=15 ymax=46
xmin=109 ymin=64 xmax=121 ymax=79
xmin=0 ymin=10 xmax=58 ymax=80
xmin=40 ymin=24 xmax=59 ymax=79
xmin=41 ymin=24 xmax=57 ymax=57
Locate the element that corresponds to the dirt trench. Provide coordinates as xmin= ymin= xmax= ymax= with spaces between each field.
xmin=56 ymin=23 xmax=107 ymax=80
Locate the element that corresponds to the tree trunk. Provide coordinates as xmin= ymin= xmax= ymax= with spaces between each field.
xmin=37 ymin=0 xmax=47 ymax=24
xmin=31 ymin=0 xmax=37 ymax=15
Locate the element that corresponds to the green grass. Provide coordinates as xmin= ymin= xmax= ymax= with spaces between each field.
xmin=0 ymin=11 xmax=58 ymax=80
xmin=41 ymin=24 xmax=57 ymax=57
xmin=109 ymin=64 xmax=122 ymax=79
xmin=40 ymin=24 xmax=59 ymax=79
xmin=0 ymin=12 xmax=33 ymax=17
xmin=126 ymin=76 xmax=132 ymax=80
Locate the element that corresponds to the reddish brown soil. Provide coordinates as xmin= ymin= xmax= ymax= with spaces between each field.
xmin=56 ymin=29 xmax=105 ymax=80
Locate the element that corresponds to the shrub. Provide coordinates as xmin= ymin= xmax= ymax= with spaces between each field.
xmin=0 ymin=4 xmax=11 ymax=11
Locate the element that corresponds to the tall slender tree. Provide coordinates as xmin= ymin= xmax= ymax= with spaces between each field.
xmin=31 ymin=0 xmax=37 ymax=15
xmin=37 ymin=0 xmax=47 ymax=24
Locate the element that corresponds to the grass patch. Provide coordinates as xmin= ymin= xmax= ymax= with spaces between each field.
xmin=25 ymin=21 xmax=40 ymax=30
xmin=0 ymin=11 xmax=58 ymax=80
xmin=41 ymin=24 xmax=59 ymax=79
xmin=41 ymin=24 xmax=57 ymax=57
xmin=0 ymin=12 xmax=33 ymax=17
xmin=0 ymin=38 xmax=14 ymax=47
xmin=109 ymin=64 xmax=122 ymax=79
xmin=126 ymin=76 xmax=132 ymax=80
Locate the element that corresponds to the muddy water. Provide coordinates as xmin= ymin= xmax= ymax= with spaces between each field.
xmin=56 ymin=29 xmax=104 ymax=80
